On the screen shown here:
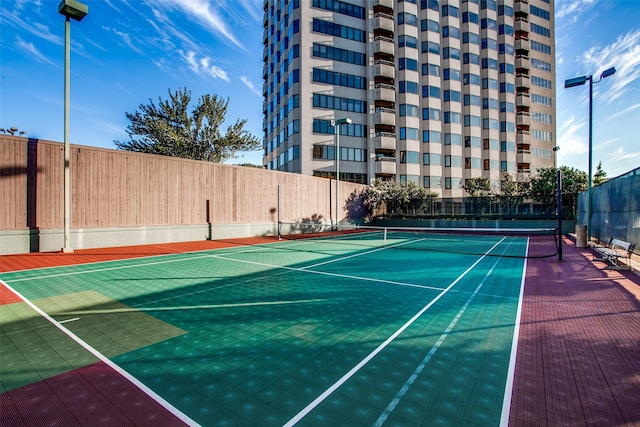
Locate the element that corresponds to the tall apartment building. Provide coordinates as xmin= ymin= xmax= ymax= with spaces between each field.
xmin=262 ymin=0 xmax=556 ymax=197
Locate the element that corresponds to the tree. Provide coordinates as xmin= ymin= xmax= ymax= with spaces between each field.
xmin=528 ymin=166 xmax=587 ymax=213
xmin=461 ymin=177 xmax=492 ymax=197
xmin=115 ymin=88 xmax=261 ymax=162
xmin=498 ymin=172 xmax=527 ymax=215
xmin=593 ymin=161 xmax=607 ymax=186
xmin=355 ymin=179 xmax=437 ymax=218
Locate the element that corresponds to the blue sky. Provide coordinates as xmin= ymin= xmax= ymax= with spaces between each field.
xmin=1 ymin=0 xmax=639 ymax=178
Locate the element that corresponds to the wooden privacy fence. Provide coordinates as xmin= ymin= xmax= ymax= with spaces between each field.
xmin=1 ymin=136 xmax=365 ymax=253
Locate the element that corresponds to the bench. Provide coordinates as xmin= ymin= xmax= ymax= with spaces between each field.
xmin=588 ymin=238 xmax=636 ymax=270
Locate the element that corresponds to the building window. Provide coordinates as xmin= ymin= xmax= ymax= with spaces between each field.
xmin=312 ymin=0 xmax=365 ymax=19
xmin=399 ymin=104 xmax=419 ymax=117
xmin=423 ymin=130 xmax=441 ymax=143
xmin=442 ymin=5 xmax=459 ymax=17
xmin=313 ymin=68 xmax=366 ymax=89
xmin=313 ymin=93 xmax=366 ymax=113
xmin=312 ymin=43 xmax=365 ymax=65
xmin=400 ymin=81 xmax=419 ymax=94
xmin=399 ymin=58 xmax=419 ymax=71
xmin=422 ymin=19 xmax=439 ymax=33
xmin=312 ymin=19 xmax=365 ymax=42
xmin=400 ymin=127 xmax=420 ymax=140
xmin=423 ymin=153 xmax=442 ymax=165
xmin=398 ymin=12 xmax=418 ymax=26
xmin=400 ymin=151 xmax=420 ymax=163
xmin=399 ymin=35 xmax=418 ymax=49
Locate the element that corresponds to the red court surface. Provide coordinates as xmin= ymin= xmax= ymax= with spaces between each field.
xmin=1 ymin=236 xmax=639 ymax=426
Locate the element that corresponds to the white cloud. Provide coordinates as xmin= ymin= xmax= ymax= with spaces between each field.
xmin=14 ymin=35 xmax=57 ymax=66
xmin=557 ymin=115 xmax=588 ymax=155
xmin=0 ymin=8 xmax=62 ymax=45
xmin=148 ymin=0 xmax=247 ymax=52
xmin=608 ymin=103 xmax=640 ymax=121
xmin=580 ymin=29 xmax=640 ymax=103
xmin=240 ymin=76 xmax=262 ymax=96
xmin=607 ymin=147 xmax=640 ymax=166
xmin=103 ymin=26 xmax=146 ymax=56
xmin=180 ymin=50 xmax=229 ymax=82
xmin=556 ymin=0 xmax=597 ymax=19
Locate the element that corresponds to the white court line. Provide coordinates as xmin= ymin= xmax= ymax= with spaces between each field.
xmin=58 ymin=317 xmax=80 ymax=324
xmin=282 ymin=236 xmax=507 ymax=427
xmin=374 ymin=239 xmax=514 ymax=426
xmin=499 ymin=237 xmax=529 ymax=426
xmin=0 ymin=279 xmax=201 ymax=427
xmin=208 ymin=253 xmax=446 ymax=292
xmin=3 ymin=254 xmax=215 ymax=282
xmin=1 ymin=237 xmax=367 ymax=283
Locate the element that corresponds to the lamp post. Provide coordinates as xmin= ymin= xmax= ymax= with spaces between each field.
xmin=331 ymin=118 xmax=352 ymax=230
xmin=58 ymin=0 xmax=88 ymax=253
xmin=564 ymin=66 xmax=615 ymax=243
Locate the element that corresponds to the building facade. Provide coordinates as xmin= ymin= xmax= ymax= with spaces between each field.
xmin=262 ymin=0 xmax=556 ymax=197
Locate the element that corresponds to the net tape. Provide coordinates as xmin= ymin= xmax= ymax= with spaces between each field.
xmin=278 ymin=222 xmax=560 ymax=259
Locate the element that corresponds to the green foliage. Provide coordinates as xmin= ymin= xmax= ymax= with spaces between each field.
xmin=115 ymin=88 xmax=261 ymax=162
xmin=462 ymin=177 xmax=492 ymax=197
xmin=498 ymin=172 xmax=527 ymax=215
xmin=528 ymin=166 xmax=587 ymax=212
xmin=593 ymin=161 xmax=607 ymax=186
xmin=356 ymin=179 xmax=437 ymax=218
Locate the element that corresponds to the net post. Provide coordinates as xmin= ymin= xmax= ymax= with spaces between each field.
xmin=384 ymin=227 xmax=388 ymax=247
xmin=277 ymin=185 xmax=281 ymax=240
xmin=557 ymin=169 xmax=563 ymax=261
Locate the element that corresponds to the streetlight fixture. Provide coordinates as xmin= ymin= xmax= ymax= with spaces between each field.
xmin=331 ymin=117 xmax=352 ymax=230
xmin=564 ymin=66 xmax=615 ymax=243
xmin=58 ymin=0 xmax=88 ymax=253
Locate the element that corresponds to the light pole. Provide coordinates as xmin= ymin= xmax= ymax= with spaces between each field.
xmin=58 ymin=0 xmax=88 ymax=253
xmin=331 ymin=118 xmax=351 ymax=230
xmin=564 ymin=66 xmax=615 ymax=243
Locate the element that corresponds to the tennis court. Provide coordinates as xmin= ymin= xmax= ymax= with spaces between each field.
xmin=1 ymin=229 xmax=554 ymax=426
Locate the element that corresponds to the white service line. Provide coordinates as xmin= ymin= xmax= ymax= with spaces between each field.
xmin=282 ymin=236 xmax=507 ymax=427
xmin=208 ymin=252 xmax=446 ymax=292
xmin=374 ymin=242 xmax=510 ymax=426
xmin=499 ymin=237 xmax=529 ymax=427
xmin=0 ymin=279 xmax=201 ymax=427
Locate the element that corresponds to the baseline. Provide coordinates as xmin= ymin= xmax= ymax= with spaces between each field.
xmin=0 ymin=279 xmax=201 ymax=427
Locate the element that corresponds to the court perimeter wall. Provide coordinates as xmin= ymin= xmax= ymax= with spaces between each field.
xmin=577 ymin=166 xmax=639 ymax=252
xmin=1 ymin=136 xmax=365 ymax=254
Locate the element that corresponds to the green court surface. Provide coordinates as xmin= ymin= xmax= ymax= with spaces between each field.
xmin=1 ymin=233 xmax=529 ymax=426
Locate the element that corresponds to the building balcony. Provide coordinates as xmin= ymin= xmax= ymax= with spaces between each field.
xmin=517 ymin=150 xmax=532 ymax=164
xmin=373 ymin=132 xmax=396 ymax=151
xmin=374 ymin=83 xmax=396 ymax=104
xmin=515 ymin=39 xmax=529 ymax=52
xmin=516 ymin=74 xmax=530 ymax=89
xmin=515 ymin=18 xmax=529 ymax=34
xmin=516 ymin=112 xmax=531 ymax=127
xmin=515 ymin=56 xmax=530 ymax=71
xmin=516 ymin=130 xmax=531 ymax=145
xmin=517 ymin=163 xmax=531 ymax=174
xmin=375 ymin=107 xmax=396 ymax=127
xmin=374 ymin=12 xmax=394 ymax=34
xmin=374 ymin=36 xmax=395 ymax=57
xmin=374 ymin=157 xmax=397 ymax=176
xmin=516 ymin=92 xmax=531 ymax=108
xmin=514 ymin=0 xmax=529 ymax=15
xmin=374 ymin=60 xmax=395 ymax=80
xmin=374 ymin=0 xmax=394 ymax=10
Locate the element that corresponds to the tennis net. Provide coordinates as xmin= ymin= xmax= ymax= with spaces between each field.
xmin=278 ymin=222 xmax=560 ymax=259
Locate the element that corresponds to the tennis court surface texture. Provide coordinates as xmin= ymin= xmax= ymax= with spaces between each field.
xmin=1 ymin=233 xmax=639 ymax=426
